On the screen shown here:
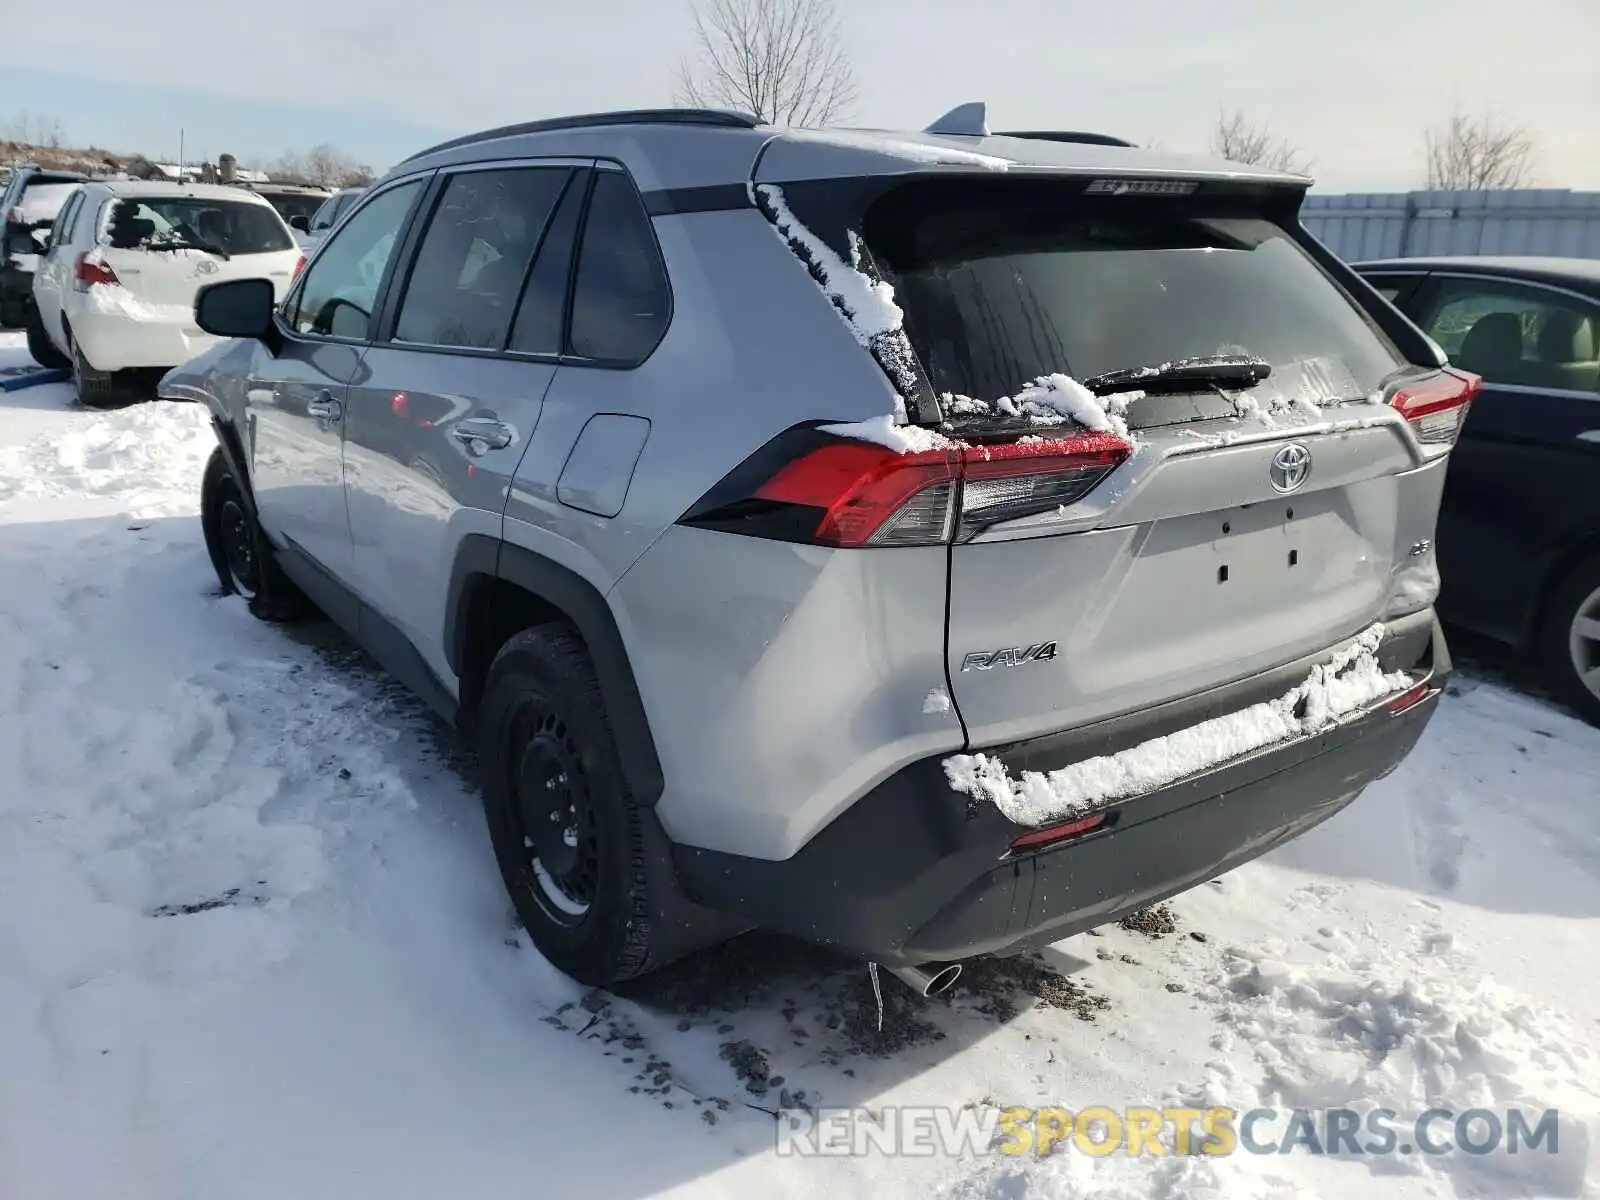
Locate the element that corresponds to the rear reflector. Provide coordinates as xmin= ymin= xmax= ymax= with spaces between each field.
xmin=1009 ymin=811 xmax=1108 ymax=852
xmin=1388 ymin=682 xmax=1436 ymax=715
xmin=685 ymin=428 xmax=1132 ymax=548
xmin=73 ymin=252 xmax=118 ymax=288
xmin=1388 ymin=368 xmax=1480 ymax=445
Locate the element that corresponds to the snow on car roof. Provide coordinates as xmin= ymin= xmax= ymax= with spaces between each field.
xmin=95 ymin=181 xmax=278 ymax=206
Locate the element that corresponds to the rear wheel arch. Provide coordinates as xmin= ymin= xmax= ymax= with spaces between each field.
xmin=447 ymin=535 xmax=664 ymax=806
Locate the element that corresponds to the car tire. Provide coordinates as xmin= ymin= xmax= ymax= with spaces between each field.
xmin=1540 ymin=554 xmax=1600 ymax=727
xmin=24 ymin=306 xmax=69 ymax=370
xmin=71 ymin=339 xmax=121 ymax=409
xmin=478 ymin=624 xmax=695 ymax=986
xmin=200 ymin=446 xmax=312 ymax=621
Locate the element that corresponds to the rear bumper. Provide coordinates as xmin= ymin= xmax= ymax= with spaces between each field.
xmin=70 ymin=303 xmax=223 ymax=373
xmin=673 ymin=611 xmax=1448 ymax=966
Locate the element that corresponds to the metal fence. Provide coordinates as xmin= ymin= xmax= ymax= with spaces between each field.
xmin=1301 ymin=189 xmax=1600 ymax=262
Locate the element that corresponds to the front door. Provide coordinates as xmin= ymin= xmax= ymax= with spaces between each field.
xmin=245 ymin=178 xmax=426 ymax=583
xmin=343 ymin=162 xmax=583 ymax=684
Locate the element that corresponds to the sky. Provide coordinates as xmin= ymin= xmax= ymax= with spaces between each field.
xmin=1 ymin=0 xmax=1596 ymax=193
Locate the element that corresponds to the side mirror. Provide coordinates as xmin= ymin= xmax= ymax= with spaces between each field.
xmin=287 ymin=214 xmax=309 ymax=232
xmin=195 ymin=277 xmax=278 ymax=343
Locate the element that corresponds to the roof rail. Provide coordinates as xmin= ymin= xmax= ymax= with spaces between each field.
xmin=996 ymin=130 xmax=1136 ymax=149
xmin=400 ymin=108 xmax=763 ymax=165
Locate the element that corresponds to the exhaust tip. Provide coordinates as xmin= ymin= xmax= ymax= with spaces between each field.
xmin=886 ymin=961 xmax=964 ymax=998
xmin=924 ymin=962 xmax=963 ymax=996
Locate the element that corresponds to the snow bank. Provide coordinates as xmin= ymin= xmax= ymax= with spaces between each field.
xmin=947 ymin=623 xmax=1413 ymax=827
xmin=0 ymin=400 xmax=214 ymax=508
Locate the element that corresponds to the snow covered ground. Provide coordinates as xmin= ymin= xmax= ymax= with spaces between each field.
xmin=0 ymin=328 xmax=1596 ymax=1199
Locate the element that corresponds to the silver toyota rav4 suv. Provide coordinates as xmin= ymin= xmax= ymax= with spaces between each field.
xmin=164 ymin=106 xmax=1471 ymax=992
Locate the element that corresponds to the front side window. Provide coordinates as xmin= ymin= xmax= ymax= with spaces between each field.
xmin=1420 ymin=277 xmax=1599 ymax=395
xmin=567 ymin=170 xmax=672 ymax=363
xmin=394 ymin=167 xmax=571 ymax=350
xmin=307 ymin=195 xmax=340 ymax=233
xmin=101 ymin=197 xmax=294 ymax=256
xmin=288 ymin=180 xmax=422 ymax=339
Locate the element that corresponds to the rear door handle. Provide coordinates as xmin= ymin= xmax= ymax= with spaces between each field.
xmin=307 ymin=393 xmax=343 ymax=421
xmin=451 ymin=417 xmax=514 ymax=450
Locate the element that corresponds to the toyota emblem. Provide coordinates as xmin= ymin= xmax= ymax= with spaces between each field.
xmin=195 ymin=259 xmax=219 ymax=276
xmin=1269 ymin=443 xmax=1312 ymax=493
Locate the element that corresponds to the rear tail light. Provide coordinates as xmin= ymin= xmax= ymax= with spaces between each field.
xmin=681 ymin=426 xmax=1132 ymax=548
xmin=73 ymin=252 xmax=119 ymax=288
xmin=1388 ymin=368 xmax=1480 ymax=445
xmin=293 ymin=255 xmax=306 ymax=280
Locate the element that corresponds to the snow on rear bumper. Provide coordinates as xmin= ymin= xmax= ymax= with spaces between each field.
xmin=670 ymin=611 xmax=1447 ymax=965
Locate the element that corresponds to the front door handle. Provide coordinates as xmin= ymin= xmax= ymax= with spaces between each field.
xmin=307 ymin=393 xmax=343 ymax=421
xmin=451 ymin=417 xmax=513 ymax=451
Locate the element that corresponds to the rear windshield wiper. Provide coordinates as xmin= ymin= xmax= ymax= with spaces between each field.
xmin=145 ymin=236 xmax=231 ymax=261
xmin=1083 ymin=355 xmax=1272 ymax=396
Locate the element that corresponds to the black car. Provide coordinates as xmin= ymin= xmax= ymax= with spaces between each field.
xmin=0 ymin=166 xmax=87 ymax=328
xmin=1354 ymin=256 xmax=1600 ymax=723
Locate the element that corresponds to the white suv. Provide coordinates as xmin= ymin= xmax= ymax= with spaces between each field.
xmin=29 ymin=181 xmax=303 ymax=405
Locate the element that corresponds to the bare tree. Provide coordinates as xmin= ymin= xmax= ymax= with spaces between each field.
xmin=1208 ymin=109 xmax=1310 ymax=174
xmin=1424 ymin=108 xmax=1535 ymax=190
xmin=1 ymin=110 xmax=68 ymax=148
xmin=674 ymin=0 xmax=858 ymax=127
xmin=271 ymin=145 xmax=374 ymax=188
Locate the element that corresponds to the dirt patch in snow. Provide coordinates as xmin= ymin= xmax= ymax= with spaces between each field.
xmin=949 ymin=955 xmax=1112 ymax=1024
xmin=1118 ymin=903 xmax=1178 ymax=938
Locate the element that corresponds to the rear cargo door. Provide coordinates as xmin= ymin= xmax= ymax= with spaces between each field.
xmin=866 ymin=183 xmax=1429 ymax=747
xmin=98 ymin=195 xmax=302 ymax=310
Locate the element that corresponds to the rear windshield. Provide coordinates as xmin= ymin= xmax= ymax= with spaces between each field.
xmin=101 ymin=197 xmax=295 ymax=256
xmin=261 ymin=192 xmax=327 ymax=225
xmin=861 ymin=181 xmax=1406 ymax=408
xmin=15 ymin=182 xmax=79 ymax=225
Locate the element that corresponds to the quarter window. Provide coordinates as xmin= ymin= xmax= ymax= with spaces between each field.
xmin=567 ymin=170 xmax=672 ymax=364
xmin=287 ymin=180 xmax=422 ymax=339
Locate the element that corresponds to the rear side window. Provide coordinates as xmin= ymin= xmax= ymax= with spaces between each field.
xmin=567 ymin=170 xmax=671 ymax=364
xmin=860 ymin=181 xmax=1406 ymax=409
xmin=394 ymin=167 xmax=571 ymax=350
xmin=101 ymin=198 xmax=294 ymax=255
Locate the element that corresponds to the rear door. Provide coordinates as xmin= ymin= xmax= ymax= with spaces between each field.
xmin=1406 ymin=272 xmax=1600 ymax=641
xmin=343 ymin=160 xmax=584 ymax=684
xmin=863 ymin=185 xmax=1433 ymax=745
